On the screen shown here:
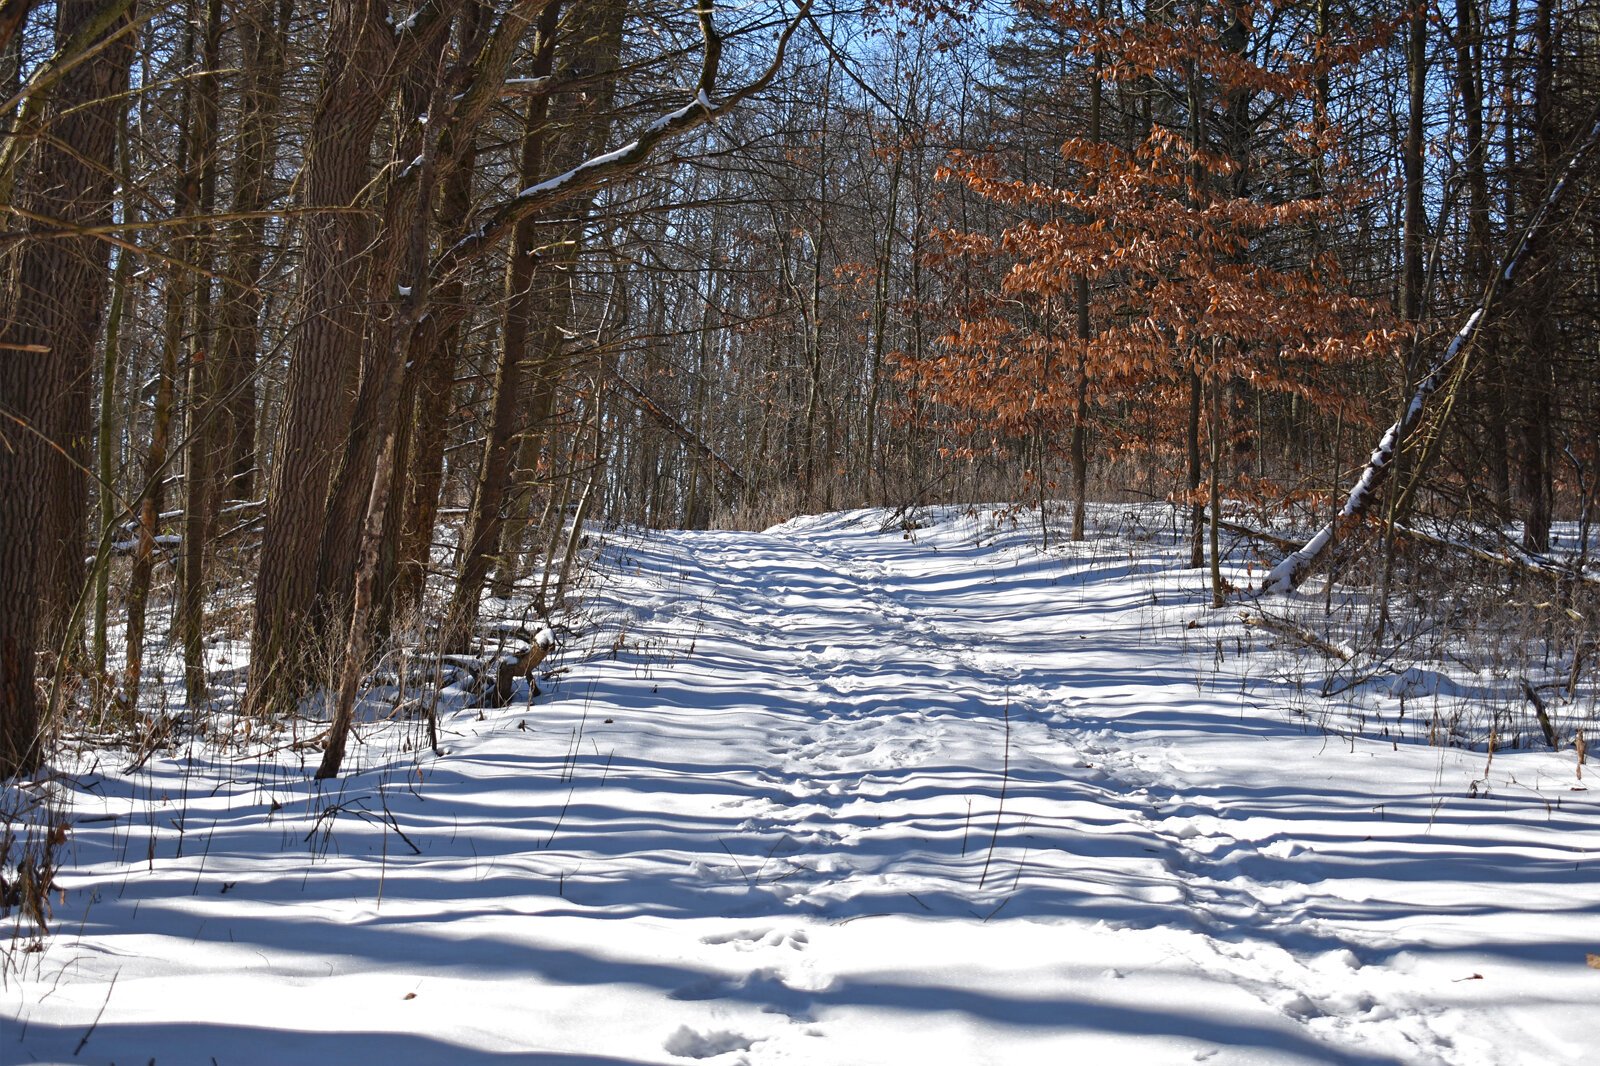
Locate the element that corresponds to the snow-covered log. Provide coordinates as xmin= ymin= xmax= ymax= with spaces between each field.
xmin=1262 ymin=109 xmax=1600 ymax=595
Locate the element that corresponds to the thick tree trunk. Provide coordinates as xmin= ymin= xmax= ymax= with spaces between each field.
xmin=245 ymin=0 xmax=398 ymax=717
xmin=313 ymin=46 xmax=450 ymax=648
xmin=392 ymin=0 xmax=525 ymax=617
xmin=177 ymin=0 xmax=225 ymax=706
xmin=0 ymin=0 xmax=133 ymax=776
xmin=1515 ymin=0 xmax=1558 ymax=554
xmin=1453 ymin=0 xmax=1510 ymax=518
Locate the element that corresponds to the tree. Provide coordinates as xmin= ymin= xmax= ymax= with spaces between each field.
xmin=925 ymin=0 xmax=1390 ymax=599
xmin=1 ymin=0 xmax=135 ymax=776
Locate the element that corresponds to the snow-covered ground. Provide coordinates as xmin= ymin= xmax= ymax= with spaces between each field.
xmin=4 ymin=506 xmax=1596 ymax=1065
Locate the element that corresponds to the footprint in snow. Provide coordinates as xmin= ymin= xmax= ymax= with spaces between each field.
xmin=702 ymin=926 xmax=809 ymax=950
xmin=663 ymin=1026 xmax=756 ymax=1060
xmin=670 ymin=967 xmax=823 ymax=1021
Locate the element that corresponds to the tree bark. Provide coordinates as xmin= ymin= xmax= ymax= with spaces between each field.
xmin=1515 ymin=0 xmax=1558 ymax=554
xmin=245 ymin=0 xmax=402 ymax=717
xmin=177 ymin=0 xmax=225 ymax=706
xmin=0 ymin=0 xmax=133 ymax=775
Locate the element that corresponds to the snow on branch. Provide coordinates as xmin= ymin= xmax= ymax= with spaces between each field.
xmin=1261 ymin=106 xmax=1600 ymax=595
xmin=434 ymin=0 xmax=810 ymax=283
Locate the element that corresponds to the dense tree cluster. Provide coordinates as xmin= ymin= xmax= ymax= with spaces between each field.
xmin=2 ymin=0 xmax=1597 ymax=777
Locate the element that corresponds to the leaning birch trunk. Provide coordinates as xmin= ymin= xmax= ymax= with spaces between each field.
xmin=1261 ymin=108 xmax=1600 ymax=595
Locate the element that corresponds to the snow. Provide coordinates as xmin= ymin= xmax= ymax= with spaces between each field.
xmin=5 ymin=506 xmax=1597 ymax=1065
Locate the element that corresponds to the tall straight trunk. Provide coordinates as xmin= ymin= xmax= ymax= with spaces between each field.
xmin=178 ymin=0 xmax=225 ymax=706
xmin=339 ymin=0 xmax=550 ymax=639
xmin=1455 ymin=0 xmax=1511 ymax=518
xmin=1208 ymin=381 xmax=1224 ymax=608
xmin=128 ymin=8 xmax=201 ymax=706
xmin=799 ymin=56 xmax=834 ymax=503
xmin=316 ymin=277 xmax=434 ymax=777
xmin=12 ymin=0 xmax=135 ymax=670
xmin=1516 ymin=0 xmax=1557 ymax=553
xmin=124 ymin=297 xmax=178 ymax=708
xmin=446 ymin=4 xmax=561 ymax=651
xmin=246 ymin=0 xmax=400 ymax=717
xmin=458 ymin=0 xmax=623 ymax=618
xmin=1402 ymin=3 xmax=1427 ymax=325
xmin=216 ymin=0 xmax=293 ymax=502
xmin=93 ymin=107 xmax=135 ymax=680
xmin=1070 ymin=34 xmax=1102 ymax=543
xmin=1 ymin=0 xmax=134 ymax=776
xmin=862 ymin=120 xmax=903 ymax=499
xmin=1184 ymin=32 xmax=1206 ymax=571
xmin=1187 ymin=370 xmax=1204 ymax=569
xmin=393 ymin=0 xmax=504 ymax=616
xmin=392 ymin=304 xmax=462 ymax=613
xmin=1378 ymin=0 xmax=1430 ymax=637
xmin=313 ymin=36 xmax=451 ymax=647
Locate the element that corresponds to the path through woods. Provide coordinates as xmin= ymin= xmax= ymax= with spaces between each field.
xmin=4 ymin=508 xmax=1596 ymax=1064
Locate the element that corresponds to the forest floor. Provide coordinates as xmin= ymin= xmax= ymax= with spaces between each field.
xmin=3 ymin=506 xmax=1597 ymax=1065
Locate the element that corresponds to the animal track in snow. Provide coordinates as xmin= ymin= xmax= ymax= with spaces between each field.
xmin=663 ymin=1025 xmax=756 ymax=1059
xmin=702 ymin=926 xmax=809 ymax=950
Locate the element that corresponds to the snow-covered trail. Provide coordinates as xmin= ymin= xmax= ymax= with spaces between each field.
xmin=5 ymin=508 xmax=1597 ymax=1065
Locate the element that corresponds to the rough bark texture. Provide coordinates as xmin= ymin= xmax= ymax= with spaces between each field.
xmin=245 ymin=0 xmax=398 ymax=716
xmin=1515 ymin=0 xmax=1558 ymax=554
xmin=0 ymin=0 xmax=133 ymax=775
xmin=313 ymin=24 xmax=452 ymax=648
xmin=177 ymin=0 xmax=225 ymax=705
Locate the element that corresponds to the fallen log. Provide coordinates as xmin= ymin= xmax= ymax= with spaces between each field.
xmin=1392 ymin=524 xmax=1599 ymax=589
xmin=1227 ymin=510 xmax=1597 ymax=589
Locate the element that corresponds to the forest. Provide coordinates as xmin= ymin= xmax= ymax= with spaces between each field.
xmin=2 ymin=0 xmax=1599 ymax=1062
xmin=2 ymin=0 xmax=1599 ymax=774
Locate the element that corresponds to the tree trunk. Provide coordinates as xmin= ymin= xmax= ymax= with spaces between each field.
xmin=92 ymin=106 xmax=134 ymax=682
xmin=245 ymin=0 xmax=399 ymax=717
xmin=215 ymin=0 xmax=293 ymax=503
xmin=1515 ymin=0 xmax=1558 ymax=554
xmin=0 ymin=0 xmax=133 ymax=775
xmin=1402 ymin=3 xmax=1427 ymax=325
xmin=313 ymin=35 xmax=451 ymax=650
xmin=178 ymin=0 xmax=225 ymax=706
xmin=1070 ymin=35 xmax=1102 ymax=543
